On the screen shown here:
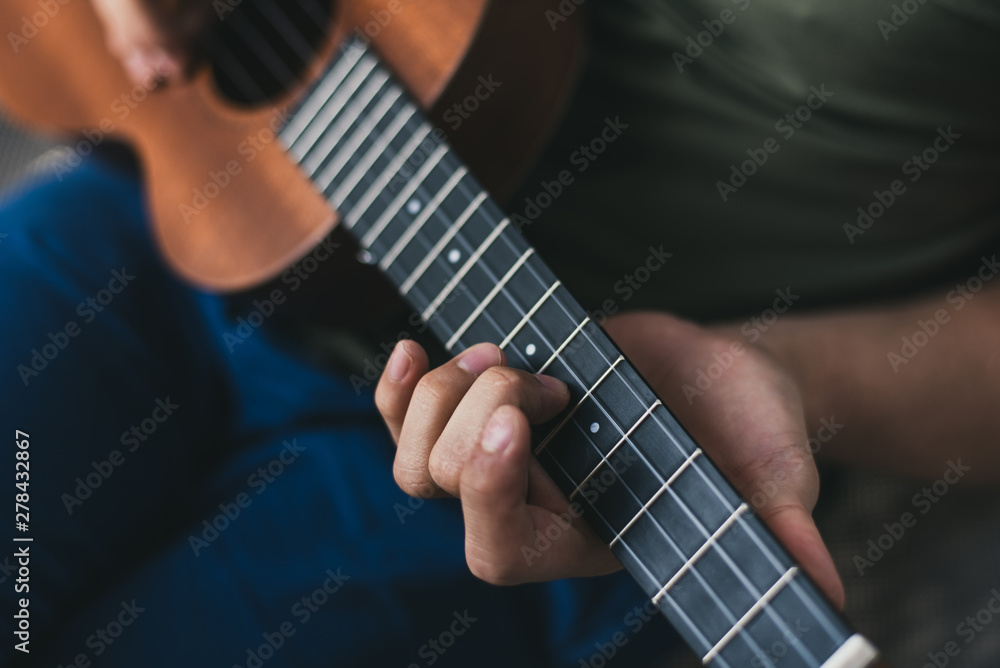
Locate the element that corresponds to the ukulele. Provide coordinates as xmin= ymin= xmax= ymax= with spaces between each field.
xmin=0 ymin=1 xmax=881 ymax=665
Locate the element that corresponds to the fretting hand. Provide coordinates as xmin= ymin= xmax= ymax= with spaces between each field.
xmin=376 ymin=311 xmax=844 ymax=608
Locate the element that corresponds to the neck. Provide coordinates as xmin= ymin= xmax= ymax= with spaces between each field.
xmin=276 ymin=37 xmax=878 ymax=668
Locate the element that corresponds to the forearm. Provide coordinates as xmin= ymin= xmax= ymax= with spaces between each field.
xmin=737 ymin=279 xmax=1000 ymax=481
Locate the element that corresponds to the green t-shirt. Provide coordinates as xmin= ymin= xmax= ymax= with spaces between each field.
xmin=515 ymin=0 xmax=1000 ymax=322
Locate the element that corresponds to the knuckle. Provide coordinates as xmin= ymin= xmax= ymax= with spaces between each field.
xmin=466 ymin=552 xmax=521 ymax=587
xmin=475 ymin=367 xmax=525 ymax=398
xmin=411 ymin=373 xmax=452 ymax=409
xmin=427 ymin=449 xmax=460 ymax=492
xmin=393 ymin=462 xmax=435 ymax=499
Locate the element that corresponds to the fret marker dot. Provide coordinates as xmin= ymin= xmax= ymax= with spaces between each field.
xmin=406 ymin=199 xmax=421 ymax=215
xmin=525 ymin=343 xmax=537 ymax=356
xmin=447 ymin=249 xmax=461 ymax=264
xmin=590 ymin=422 xmax=600 ymax=434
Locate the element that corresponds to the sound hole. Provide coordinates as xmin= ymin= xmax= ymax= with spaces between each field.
xmin=201 ymin=0 xmax=336 ymax=106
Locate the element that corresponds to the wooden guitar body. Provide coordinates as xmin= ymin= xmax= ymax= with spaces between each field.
xmin=0 ymin=0 xmax=583 ymax=292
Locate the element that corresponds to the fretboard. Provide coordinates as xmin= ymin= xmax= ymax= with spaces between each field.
xmin=278 ymin=38 xmax=878 ymax=668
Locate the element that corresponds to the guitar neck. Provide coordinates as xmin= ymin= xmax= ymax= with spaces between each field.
xmin=279 ymin=37 xmax=878 ymax=668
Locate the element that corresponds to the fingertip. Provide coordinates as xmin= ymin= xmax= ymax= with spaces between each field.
xmin=386 ymin=340 xmax=413 ymax=382
xmin=535 ymin=373 xmax=568 ymax=396
xmin=766 ymin=506 xmax=845 ymax=610
xmin=468 ymin=406 xmax=530 ymax=490
xmin=457 ymin=342 xmax=505 ymax=376
xmin=481 ymin=408 xmax=516 ymax=455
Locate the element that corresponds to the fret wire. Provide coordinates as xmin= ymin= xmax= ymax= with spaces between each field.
xmin=291 ymin=55 xmax=378 ymax=163
xmin=498 ymin=281 xmax=560 ymax=350
xmin=446 ymin=247 xmax=821 ymax=661
xmin=569 ymin=400 xmax=662 ymax=501
xmin=608 ymin=448 xmax=701 ymax=544
xmin=312 ymin=87 xmax=406 ymax=191
xmin=420 ymin=219 xmax=510 ymax=320
xmin=405 ymin=236 xmax=775 ymax=664
xmin=537 ymin=317 xmax=590 ymax=375
xmin=360 ymin=144 xmax=448 ymax=248
xmin=210 ymin=21 xmax=824 ymax=664
xmin=399 ymin=192 xmax=488 ymax=294
xmin=645 ymin=399 xmax=843 ymax=644
xmin=536 ymin=448 xmax=668 ymax=609
xmin=534 ymin=356 xmax=624 ymax=455
xmin=703 ymin=567 xmax=801 ymax=664
xmin=498 ymin=264 xmax=821 ymax=645
xmin=328 ymin=105 xmax=416 ymax=202
xmin=652 ymin=503 xmax=750 ymax=605
xmin=339 ymin=123 xmax=432 ymax=225
xmin=484 ymin=283 xmax=808 ymax=659
xmin=281 ymin=42 xmax=364 ymax=148
xmin=273 ymin=38 xmax=851 ymax=662
xmin=379 ymin=167 xmax=469 ymax=272
xmin=539 ymin=444 xmax=742 ymax=664
xmin=444 ymin=248 xmax=533 ymax=350
xmin=301 ymin=70 xmax=389 ymax=175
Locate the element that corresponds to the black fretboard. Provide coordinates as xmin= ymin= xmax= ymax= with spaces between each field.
xmin=277 ymin=38 xmax=877 ymax=668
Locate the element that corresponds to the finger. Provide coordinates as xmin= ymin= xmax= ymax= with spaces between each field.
xmin=757 ymin=503 xmax=845 ymax=610
xmin=460 ymin=406 xmax=620 ymax=585
xmin=374 ymin=339 xmax=429 ymax=444
xmin=391 ymin=343 xmax=505 ymax=497
xmin=427 ymin=365 xmax=569 ymax=495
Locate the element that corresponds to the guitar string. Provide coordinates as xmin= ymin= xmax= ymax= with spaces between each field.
xmin=203 ymin=26 xmax=824 ymax=667
xmin=197 ymin=31 xmax=730 ymax=656
xmin=287 ymin=52 xmax=821 ymax=665
xmin=196 ymin=6 xmax=835 ymax=662
xmin=206 ymin=17 xmax=827 ymax=664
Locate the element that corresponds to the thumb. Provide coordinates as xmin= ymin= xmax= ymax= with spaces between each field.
xmin=756 ymin=502 xmax=845 ymax=609
xmin=460 ymin=405 xmax=618 ymax=585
